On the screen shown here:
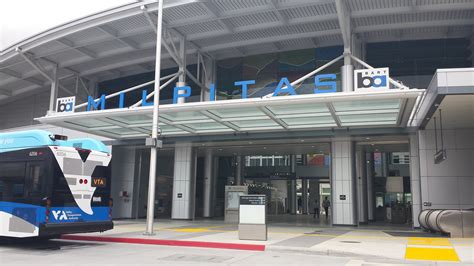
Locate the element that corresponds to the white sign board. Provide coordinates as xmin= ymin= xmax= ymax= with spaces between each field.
xmin=239 ymin=195 xmax=266 ymax=225
xmin=386 ymin=176 xmax=403 ymax=193
xmin=354 ymin=67 xmax=389 ymax=91
xmin=56 ymin=96 xmax=76 ymax=113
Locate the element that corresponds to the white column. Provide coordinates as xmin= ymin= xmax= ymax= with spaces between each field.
xmin=203 ymin=149 xmax=213 ymax=218
xmin=48 ymin=65 xmax=58 ymax=114
xmin=356 ymin=150 xmax=368 ymax=223
xmin=331 ymin=138 xmax=356 ymax=225
xmin=290 ymin=155 xmax=297 ymax=214
xmin=211 ymin=156 xmax=219 ymax=217
xmin=367 ymin=152 xmax=375 ymax=221
xmin=410 ymin=133 xmax=422 ymax=228
xmin=111 ymin=146 xmax=136 ymax=218
xmin=171 ymin=142 xmax=197 ymax=220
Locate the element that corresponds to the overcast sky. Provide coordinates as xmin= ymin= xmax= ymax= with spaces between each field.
xmin=1 ymin=0 xmax=133 ymax=51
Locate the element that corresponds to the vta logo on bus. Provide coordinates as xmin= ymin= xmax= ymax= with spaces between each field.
xmin=93 ymin=177 xmax=106 ymax=187
xmin=52 ymin=210 xmax=68 ymax=221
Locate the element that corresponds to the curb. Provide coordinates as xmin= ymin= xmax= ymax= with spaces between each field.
xmin=60 ymin=235 xmax=266 ymax=251
xmin=266 ymin=245 xmax=395 ymax=260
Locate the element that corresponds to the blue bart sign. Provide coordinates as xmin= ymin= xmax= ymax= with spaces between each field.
xmin=87 ymin=74 xmax=338 ymax=111
xmin=84 ymin=68 xmax=389 ymax=112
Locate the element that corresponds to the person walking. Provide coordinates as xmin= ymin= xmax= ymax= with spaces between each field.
xmin=313 ymin=199 xmax=320 ymax=219
xmin=322 ymin=196 xmax=330 ymax=219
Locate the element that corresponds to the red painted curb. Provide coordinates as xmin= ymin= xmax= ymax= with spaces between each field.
xmin=61 ymin=235 xmax=266 ymax=251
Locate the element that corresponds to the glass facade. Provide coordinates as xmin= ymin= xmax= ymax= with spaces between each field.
xmin=216 ymin=46 xmax=344 ymax=99
xmin=367 ymin=38 xmax=471 ymax=88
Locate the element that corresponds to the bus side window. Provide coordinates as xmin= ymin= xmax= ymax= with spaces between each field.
xmin=25 ymin=163 xmax=46 ymax=203
xmin=0 ymin=162 xmax=26 ymax=202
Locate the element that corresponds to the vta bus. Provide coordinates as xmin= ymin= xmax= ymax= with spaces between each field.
xmin=0 ymin=130 xmax=113 ymax=238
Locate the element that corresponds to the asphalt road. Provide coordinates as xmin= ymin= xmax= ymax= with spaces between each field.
xmin=0 ymin=239 xmax=444 ymax=265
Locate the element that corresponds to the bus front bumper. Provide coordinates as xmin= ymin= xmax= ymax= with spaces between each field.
xmin=39 ymin=221 xmax=113 ymax=236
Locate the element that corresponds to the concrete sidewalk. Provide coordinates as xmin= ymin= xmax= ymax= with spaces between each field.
xmin=62 ymin=219 xmax=474 ymax=264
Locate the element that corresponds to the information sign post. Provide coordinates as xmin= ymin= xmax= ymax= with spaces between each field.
xmin=238 ymin=195 xmax=267 ymax=241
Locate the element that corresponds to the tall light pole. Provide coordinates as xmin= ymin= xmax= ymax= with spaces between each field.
xmin=145 ymin=0 xmax=164 ymax=235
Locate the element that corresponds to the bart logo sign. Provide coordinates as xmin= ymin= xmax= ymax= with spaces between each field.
xmin=56 ymin=96 xmax=76 ymax=113
xmin=354 ymin=68 xmax=389 ymax=91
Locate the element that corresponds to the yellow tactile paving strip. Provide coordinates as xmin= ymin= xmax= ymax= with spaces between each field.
xmin=407 ymin=237 xmax=452 ymax=246
xmin=405 ymin=237 xmax=460 ymax=262
xmin=173 ymin=228 xmax=210 ymax=233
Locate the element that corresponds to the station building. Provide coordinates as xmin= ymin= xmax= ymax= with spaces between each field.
xmin=1 ymin=0 xmax=473 ymax=228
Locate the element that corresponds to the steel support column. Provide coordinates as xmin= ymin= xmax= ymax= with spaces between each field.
xmin=302 ymin=179 xmax=309 ymax=214
xmin=366 ymin=152 xmax=375 ymax=221
xmin=144 ymin=0 xmax=164 ymax=235
xmin=203 ymin=149 xmax=213 ymax=218
xmin=356 ymin=150 xmax=368 ymax=224
xmin=176 ymin=35 xmax=187 ymax=104
xmin=290 ymin=155 xmax=297 ymax=214
xmin=48 ymin=65 xmax=58 ymax=114
xmin=235 ymin=155 xmax=243 ymax=186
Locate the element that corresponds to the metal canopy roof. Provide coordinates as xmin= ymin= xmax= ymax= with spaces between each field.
xmin=35 ymin=89 xmax=423 ymax=139
xmin=0 ymin=0 xmax=473 ymax=104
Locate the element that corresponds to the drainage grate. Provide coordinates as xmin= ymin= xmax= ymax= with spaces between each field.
xmin=160 ymin=254 xmax=233 ymax=263
xmin=340 ymin=241 xmax=361 ymax=244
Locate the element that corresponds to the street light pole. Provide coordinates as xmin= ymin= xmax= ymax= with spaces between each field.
xmin=145 ymin=0 xmax=164 ymax=235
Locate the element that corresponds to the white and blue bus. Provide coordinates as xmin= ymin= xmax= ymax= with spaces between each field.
xmin=0 ymin=130 xmax=113 ymax=238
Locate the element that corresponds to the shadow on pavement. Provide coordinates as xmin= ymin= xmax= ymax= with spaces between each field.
xmin=0 ymin=237 xmax=104 ymax=251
